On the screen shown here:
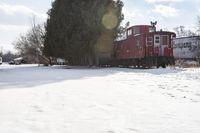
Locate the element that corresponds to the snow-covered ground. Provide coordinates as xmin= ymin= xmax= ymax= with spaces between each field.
xmin=0 ymin=64 xmax=200 ymax=133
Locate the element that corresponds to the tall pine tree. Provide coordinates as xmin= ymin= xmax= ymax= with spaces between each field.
xmin=44 ymin=0 xmax=123 ymax=65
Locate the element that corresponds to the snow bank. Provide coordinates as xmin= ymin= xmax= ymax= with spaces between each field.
xmin=0 ymin=65 xmax=200 ymax=133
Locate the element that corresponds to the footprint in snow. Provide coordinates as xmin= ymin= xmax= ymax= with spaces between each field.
xmin=195 ymin=93 xmax=200 ymax=96
xmin=106 ymin=130 xmax=115 ymax=133
xmin=31 ymin=105 xmax=44 ymax=112
xmin=127 ymin=128 xmax=139 ymax=132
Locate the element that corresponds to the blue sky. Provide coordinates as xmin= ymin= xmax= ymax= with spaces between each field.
xmin=0 ymin=0 xmax=200 ymax=52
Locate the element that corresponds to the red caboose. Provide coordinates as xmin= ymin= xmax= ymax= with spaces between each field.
xmin=113 ymin=23 xmax=176 ymax=68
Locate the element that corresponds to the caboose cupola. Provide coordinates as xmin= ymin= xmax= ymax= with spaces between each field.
xmin=126 ymin=25 xmax=155 ymax=38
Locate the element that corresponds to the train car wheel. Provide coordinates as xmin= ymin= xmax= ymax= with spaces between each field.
xmin=161 ymin=63 xmax=166 ymax=68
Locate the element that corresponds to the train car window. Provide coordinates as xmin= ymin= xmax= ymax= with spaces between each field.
xmin=133 ymin=27 xmax=140 ymax=34
xmin=146 ymin=37 xmax=153 ymax=45
xmin=162 ymin=35 xmax=168 ymax=45
xmin=170 ymin=35 xmax=176 ymax=48
xmin=149 ymin=27 xmax=154 ymax=32
xmin=127 ymin=29 xmax=132 ymax=36
xmin=154 ymin=35 xmax=160 ymax=44
xmin=168 ymin=40 xmax=172 ymax=48
xmin=147 ymin=37 xmax=153 ymax=42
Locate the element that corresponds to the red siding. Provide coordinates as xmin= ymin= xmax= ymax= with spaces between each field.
xmin=114 ymin=25 xmax=176 ymax=60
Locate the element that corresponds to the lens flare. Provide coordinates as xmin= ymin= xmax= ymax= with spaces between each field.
xmin=102 ymin=13 xmax=118 ymax=30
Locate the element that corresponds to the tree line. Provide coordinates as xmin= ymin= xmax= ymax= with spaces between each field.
xmin=8 ymin=0 xmax=200 ymax=65
xmin=10 ymin=0 xmax=124 ymax=66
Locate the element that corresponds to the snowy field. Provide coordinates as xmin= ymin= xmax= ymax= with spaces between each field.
xmin=0 ymin=64 xmax=200 ymax=133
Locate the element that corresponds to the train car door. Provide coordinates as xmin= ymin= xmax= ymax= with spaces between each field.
xmin=146 ymin=35 xmax=153 ymax=56
xmin=154 ymin=35 xmax=169 ymax=56
xmin=154 ymin=35 xmax=160 ymax=56
xmin=161 ymin=35 xmax=169 ymax=56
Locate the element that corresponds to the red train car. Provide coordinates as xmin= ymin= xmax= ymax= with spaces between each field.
xmin=113 ymin=24 xmax=176 ymax=68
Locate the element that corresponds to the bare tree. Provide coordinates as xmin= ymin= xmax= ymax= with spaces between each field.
xmin=174 ymin=26 xmax=196 ymax=38
xmin=13 ymin=23 xmax=47 ymax=64
xmin=117 ymin=21 xmax=130 ymax=40
xmin=2 ymin=51 xmax=19 ymax=62
xmin=173 ymin=26 xmax=186 ymax=37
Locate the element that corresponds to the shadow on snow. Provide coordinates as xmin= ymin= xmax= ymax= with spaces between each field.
xmin=0 ymin=65 xmax=184 ymax=89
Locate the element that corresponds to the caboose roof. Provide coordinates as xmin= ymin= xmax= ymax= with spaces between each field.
xmin=127 ymin=25 xmax=152 ymax=29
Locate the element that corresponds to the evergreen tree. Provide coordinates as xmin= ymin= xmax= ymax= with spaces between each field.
xmin=44 ymin=0 xmax=123 ymax=65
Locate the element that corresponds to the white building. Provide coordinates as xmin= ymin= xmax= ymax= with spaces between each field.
xmin=173 ymin=36 xmax=200 ymax=60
